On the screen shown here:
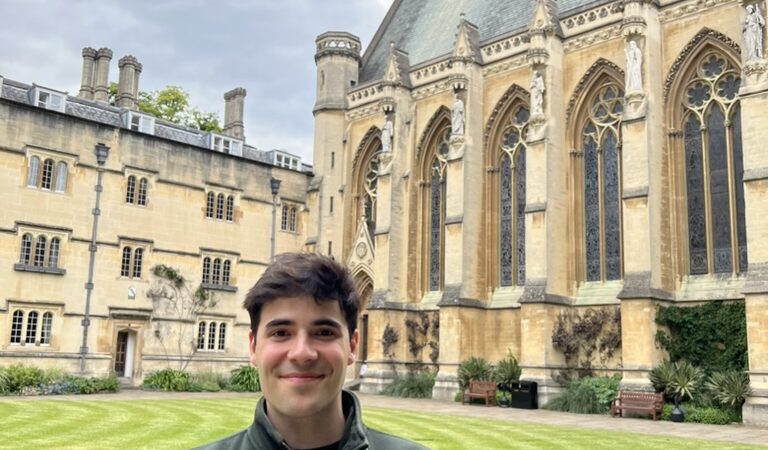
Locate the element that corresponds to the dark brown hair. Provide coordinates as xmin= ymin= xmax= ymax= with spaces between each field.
xmin=243 ymin=252 xmax=360 ymax=337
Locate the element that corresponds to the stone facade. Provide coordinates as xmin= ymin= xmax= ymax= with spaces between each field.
xmin=309 ymin=0 xmax=768 ymax=425
xmin=0 ymin=53 xmax=310 ymax=385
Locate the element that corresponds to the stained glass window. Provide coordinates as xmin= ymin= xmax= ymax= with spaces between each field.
xmin=498 ymin=106 xmax=528 ymax=286
xmin=682 ymin=53 xmax=746 ymax=274
xmin=429 ymin=158 xmax=442 ymax=291
xmin=582 ymin=82 xmax=624 ymax=282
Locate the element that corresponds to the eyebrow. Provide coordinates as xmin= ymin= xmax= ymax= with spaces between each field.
xmin=263 ymin=318 xmax=343 ymax=329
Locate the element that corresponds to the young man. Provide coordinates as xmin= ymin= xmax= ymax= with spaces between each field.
xmin=199 ymin=252 xmax=425 ymax=449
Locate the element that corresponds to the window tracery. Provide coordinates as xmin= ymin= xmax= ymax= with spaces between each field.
xmin=681 ymin=53 xmax=747 ymax=274
xmin=582 ymin=81 xmax=624 ymax=282
xmin=499 ymin=106 xmax=529 ymax=287
xmin=428 ymin=128 xmax=450 ymax=292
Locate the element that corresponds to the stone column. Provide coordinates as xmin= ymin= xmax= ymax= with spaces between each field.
xmin=116 ymin=56 xmax=142 ymax=109
xmin=78 ymin=47 xmax=97 ymax=100
xmin=223 ymin=87 xmax=247 ymax=140
xmin=616 ymin=0 xmax=668 ymax=389
xmin=738 ymin=6 xmax=768 ymax=423
xmin=93 ymin=48 xmax=113 ymax=103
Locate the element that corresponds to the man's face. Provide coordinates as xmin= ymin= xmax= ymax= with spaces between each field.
xmin=249 ymin=295 xmax=357 ymax=420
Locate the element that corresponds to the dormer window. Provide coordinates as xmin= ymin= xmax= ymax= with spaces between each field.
xmin=207 ymin=134 xmax=243 ymax=156
xmin=28 ymin=87 xmax=66 ymax=113
xmin=274 ymin=152 xmax=301 ymax=170
xmin=121 ymin=111 xmax=155 ymax=135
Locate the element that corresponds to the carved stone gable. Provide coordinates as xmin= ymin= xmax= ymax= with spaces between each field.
xmin=347 ymin=214 xmax=375 ymax=274
xmin=529 ymin=0 xmax=564 ymax=38
xmin=384 ymin=43 xmax=412 ymax=88
xmin=453 ymin=14 xmax=482 ymax=64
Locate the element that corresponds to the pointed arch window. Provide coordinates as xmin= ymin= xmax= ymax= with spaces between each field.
xmin=426 ymin=128 xmax=450 ymax=292
xmin=499 ymin=106 xmax=529 ymax=286
xmin=363 ymin=156 xmax=379 ymax=239
xmin=682 ymin=53 xmax=747 ymax=274
xmin=582 ymin=81 xmax=624 ymax=282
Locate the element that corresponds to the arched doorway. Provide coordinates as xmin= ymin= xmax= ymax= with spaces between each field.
xmin=352 ymin=270 xmax=373 ymax=380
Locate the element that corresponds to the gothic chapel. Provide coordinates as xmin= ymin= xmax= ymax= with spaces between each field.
xmin=309 ymin=0 xmax=768 ymax=425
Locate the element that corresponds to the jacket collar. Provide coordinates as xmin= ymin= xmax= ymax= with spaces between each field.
xmin=248 ymin=390 xmax=370 ymax=450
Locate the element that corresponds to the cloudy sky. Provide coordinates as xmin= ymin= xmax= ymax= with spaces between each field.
xmin=0 ymin=0 xmax=393 ymax=163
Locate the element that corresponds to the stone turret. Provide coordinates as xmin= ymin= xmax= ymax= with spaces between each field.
xmin=313 ymin=32 xmax=361 ymax=113
xmin=223 ymin=87 xmax=247 ymax=140
xmin=78 ymin=47 xmax=97 ymax=100
xmin=116 ymin=55 xmax=142 ymax=109
xmin=93 ymin=48 xmax=113 ymax=103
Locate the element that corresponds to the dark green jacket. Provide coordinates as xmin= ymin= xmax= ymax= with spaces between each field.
xmin=195 ymin=390 xmax=426 ymax=450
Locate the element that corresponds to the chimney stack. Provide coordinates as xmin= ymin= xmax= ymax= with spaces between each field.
xmin=78 ymin=47 xmax=97 ymax=100
xmin=117 ymin=55 xmax=142 ymax=109
xmin=223 ymin=87 xmax=247 ymax=140
xmin=92 ymin=47 xmax=113 ymax=103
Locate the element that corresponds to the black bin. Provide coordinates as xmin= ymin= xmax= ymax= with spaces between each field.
xmin=510 ymin=380 xmax=538 ymax=409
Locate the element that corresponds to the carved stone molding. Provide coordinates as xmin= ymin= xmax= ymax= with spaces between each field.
xmin=482 ymin=55 xmax=528 ymax=76
xmin=483 ymin=84 xmax=529 ymax=146
xmin=412 ymin=80 xmax=452 ymax=101
xmin=663 ymin=28 xmax=741 ymax=103
xmin=563 ymin=25 xmax=623 ymax=51
xmin=351 ymin=126 xmax=381 ymax=173
xmin=565 ymin=58 xmax=625 ymax=124
xmin=415 ymin=106 xmax=451 ymax=162
xmin=346 ymin=103 xmax=381 ymax=121
xmin=659 ymin=0 xmax=733 ymax=23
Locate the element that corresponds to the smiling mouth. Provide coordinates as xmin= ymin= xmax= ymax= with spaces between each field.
xmin=280 ymin=374 xmax=325 ymax=383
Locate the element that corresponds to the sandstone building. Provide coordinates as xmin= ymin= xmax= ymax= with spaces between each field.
xmin=0 ymin=48 xmax=310 ymax=382
xmin=308 ymin=0 xmax=768 ymax=425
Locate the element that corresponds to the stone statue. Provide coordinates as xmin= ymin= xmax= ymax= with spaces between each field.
xmin=530 ymin=70 xmax=545 ymax=116
xmin=381 ymin=116 xmax=393 ymax=153
xmin=744 ymin=5 xmax=765 ymax=61
xmin=451 ymin=93 xmax=465 ymax=136
xmin=625 ymin=41 xmax=643 ymax=92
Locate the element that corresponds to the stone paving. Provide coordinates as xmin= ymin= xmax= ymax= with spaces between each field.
xmin=4 ymin=390 xmax=767 ymax=447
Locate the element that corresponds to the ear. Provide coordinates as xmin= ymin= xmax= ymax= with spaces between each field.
xmin=248 ymin=330 xmax=258 ymax=365
xmin=347 ymin=330 xmax=359 ymax=365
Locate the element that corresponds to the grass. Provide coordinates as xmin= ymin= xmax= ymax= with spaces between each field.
xmin=0 ymin=396 xmax=761 ymax=450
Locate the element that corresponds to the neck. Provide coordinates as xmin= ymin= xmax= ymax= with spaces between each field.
xmin=267 ymin=396 xmax=346 ymax=449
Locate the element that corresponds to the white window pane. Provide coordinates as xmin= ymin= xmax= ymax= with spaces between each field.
xmin=27 ymin=156 xmax=39 ymax=187
xmin=55 ymin=162 xmax=67 ymax=192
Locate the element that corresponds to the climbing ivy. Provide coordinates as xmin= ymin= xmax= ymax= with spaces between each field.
xmin=655 ymin=301 xmax=747 ymax=374
xmin=551 ymin=306 xmax=622 ymax=380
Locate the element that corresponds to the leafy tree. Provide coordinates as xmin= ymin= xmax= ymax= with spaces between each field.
xmin=146 ymin=264 xmax=217 ymax=371
xmin=107 ymin=83 xmax=222 ymax=132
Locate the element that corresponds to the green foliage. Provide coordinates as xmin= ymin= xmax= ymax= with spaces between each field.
xmin=94 ymin=375 xmax=119 ymax=393
xmin=667 ymin=361 xmax=704 ymax=402
xmin=139 ymin=86 xmax=189 ymax=123
xmin=457 ymin=357 xmax=492 ymax=390
xmin=705 ymin=370 xmax=752 ymax=411
xmin=4 ymin=364 xmax=45 ymax=392
xmin=382 ymin=371 xmax=435 ymax=398
xmin=381 ymin=323 xmax=399 ymax=359
xmin=655 ymin=302 xmax=747 ymax=373
xmin=543 ymin=376 xmax=620 ymax=414
xmin=191 ymin=372 xmax=229 ymax=392
xmin=0 ymin=367 xmax=9 ymax=394
xmin=492 ymin=350 xmax=522 ymax=388
xmin=229 ymin=366 xmax=260 ymax=392
xmin=142 ymin=369 xmax=191 ymax=391
xmin=649 ymin=360 xmax=676 ymax=394
xmin=685 ymin=405 xmax=741 ymax=424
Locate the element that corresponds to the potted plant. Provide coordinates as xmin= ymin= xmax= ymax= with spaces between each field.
xmin=493 ymin=350 xmax=522 ymax=408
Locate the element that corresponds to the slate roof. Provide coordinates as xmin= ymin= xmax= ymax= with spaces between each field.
xmin=360 ymin=0 xmax=608 ymax=83
xmin=0 ymin=77 xmax=310 ymax=172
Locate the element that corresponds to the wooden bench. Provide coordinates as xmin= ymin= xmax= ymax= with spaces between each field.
xmin=610 ymin=391 xmax=664 ymax=420
xmin=462 ymin=380 xmax=497 ymax=406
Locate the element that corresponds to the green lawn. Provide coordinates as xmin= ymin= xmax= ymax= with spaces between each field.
xmin=0 ymin=397 xmax=759 ymax=449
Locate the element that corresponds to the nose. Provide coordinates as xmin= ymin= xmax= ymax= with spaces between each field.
xmin=287 ymin=332 xmax=318 ymax=363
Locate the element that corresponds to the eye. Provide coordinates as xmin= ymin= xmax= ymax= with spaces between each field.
xmin=315 ymin=328 xmax=338 ymax=338
xmin=269 ymin=329 xmax=290 ymax=339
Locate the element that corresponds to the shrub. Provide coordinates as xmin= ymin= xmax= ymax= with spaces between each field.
xmin=142 ymin=369 xmax=191 ymax=391
xmin=668 ymin=361 xmax=703 ymax=402
xmin=67 ymin=376 xmax=98 ymax=394
xmin=457 ymin=357 xmax=492 ymax=390
xmin=685 ymin=405 xmax=741 ymax=424
xmin=543 ymin=376 xmax=620 ymax=415
xmin=381 ymin=371 xmax=435 ymax=398
xmin=4 ymin=364 xmax=45 ymax=392
xmin=492 ymin=350 xmax=521 ymax=389
xmin=229 ymin=366 xmax=260 ymax=392
xmin=94 ymin=375 xmax=119 ymax=393
xmin=191 ymin=372 xmax=227 ymax=392
xmin=649 ymin=361 xmax=675 ymax=395
xmin=0 ymin=367 xmax=9 ymax=394
xmin=706 ymin=370 xmax=752 ymax=411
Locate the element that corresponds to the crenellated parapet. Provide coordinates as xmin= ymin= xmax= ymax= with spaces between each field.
xmin=315 ymin=32 xmax=361 ymax=62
